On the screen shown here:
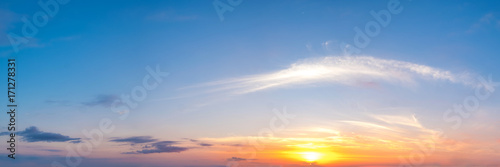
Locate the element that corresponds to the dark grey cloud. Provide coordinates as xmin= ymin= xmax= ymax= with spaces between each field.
xmin=183 ymin=138 xmax=198 ymax=142
xmin=199 ymin=143 xmax=213 ymax=147
xmin=227 ymin=157 xmax=256 ymax=161
xmin=82 ymin=94 xmax=120 ymax=107
xmin=42 ymin=149 xmax=62 ymax=152
xmin=184 ymin=138 xmax=213 ymax=147
xmin=125 ymin=141 xmax=189 ymax=154
xmin=109 ymin=136 xmax=157 ymax=144
xmin=220 ymin=143 xmax=245 ymax=147
xmin=152 ymin=141 xmax=178 ymax=145
xmin=0 ymin=126 xmax=80 ymax=143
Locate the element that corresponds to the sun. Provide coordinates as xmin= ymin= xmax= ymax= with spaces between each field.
xmin=300 ymin=152 xmax=322 ymax=162
xmin=284 ymin=143 xmax=338 ymax=164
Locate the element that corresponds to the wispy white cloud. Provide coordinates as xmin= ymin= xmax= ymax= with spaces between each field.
xmin=370 ymin=114 xmax=422 ymax=129
xmin=467 ymin=13 xmax=500 ymax=33
xmin=186 ymin=56 xmax=476 ymax=95
xmin=337 ymin=112 xmax=444 ymax=144
xmin=340 ymin=120 xmax=399 ymax=132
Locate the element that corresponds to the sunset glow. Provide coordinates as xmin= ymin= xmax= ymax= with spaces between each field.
xmin=300 ymin=152 xmax=322 ymax=162
xmin=2 ymin=0 xmax=500 ymax=167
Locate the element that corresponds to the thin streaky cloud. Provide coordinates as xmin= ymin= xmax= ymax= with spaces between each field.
xmin=124 ymin=141 xmax=189 ymax=154
xmin=369 ymin=114 xmax=423 ymax=129
xmin=340 ymin=120 xmax=399 ymax=132
xmin=467 ymin=13 xmax=499 ymax=33
xmin=109 ymin=136 xmax=158 ymax=144
xmin=184 ymin=56 xmax=477 ymax=95
xmin=83 ymin=94 xmax=121 ymax=107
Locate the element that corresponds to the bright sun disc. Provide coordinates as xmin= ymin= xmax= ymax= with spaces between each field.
xmin=300 ymin=152 xmax=322 ymax=162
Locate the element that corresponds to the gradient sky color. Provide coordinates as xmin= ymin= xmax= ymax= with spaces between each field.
xmin=1 ymin=0 xmax=500 ymax=166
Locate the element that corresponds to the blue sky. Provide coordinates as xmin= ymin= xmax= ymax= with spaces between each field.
xmin=1 ymin=0 xmax=500 ymax=166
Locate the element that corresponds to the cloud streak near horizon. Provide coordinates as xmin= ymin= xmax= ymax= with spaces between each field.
xmin=109 ymin=136 xmax=158 ymax=144
xmin=0 ymin=126 xmax=81 ymax=143
xmin=110 ymin=136 xmax=195 ymax=154
xmin=185 ymin=56 xmax=477 ymax=95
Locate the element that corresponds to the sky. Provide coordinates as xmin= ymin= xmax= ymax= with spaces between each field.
xmin=1 ymin=0 xmax=500 ymax=166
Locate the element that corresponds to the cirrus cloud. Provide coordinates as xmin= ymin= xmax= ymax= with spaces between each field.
xmin=184 ymin=56 xmax=477 ymax=95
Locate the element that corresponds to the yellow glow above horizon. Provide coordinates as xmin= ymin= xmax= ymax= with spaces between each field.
xmin=300 ymin=152 xmax=322 ymax=162
xmin=283 ymin=142 xmax=339 ymax=165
